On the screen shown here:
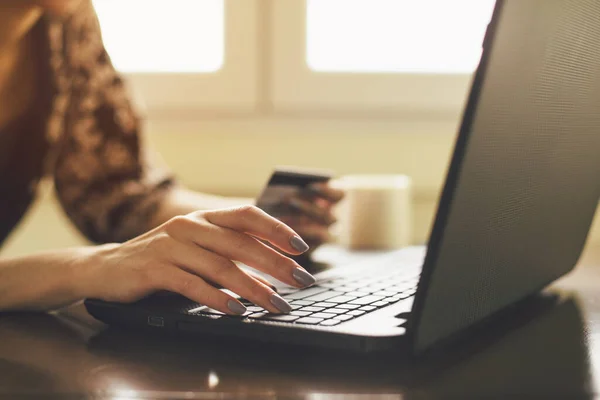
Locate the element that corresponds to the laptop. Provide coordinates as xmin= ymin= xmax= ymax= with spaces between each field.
xmin=85 ymin=0 xmax=600 ymax=355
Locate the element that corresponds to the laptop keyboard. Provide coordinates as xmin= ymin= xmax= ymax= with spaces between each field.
xmin=188 ymin=267 xmax=420 ymax=328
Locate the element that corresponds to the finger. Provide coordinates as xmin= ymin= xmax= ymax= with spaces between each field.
xmin=245 ymin=270 xmax=278 ymax=292
xmin=168 ymin=239 xmax=292 ymax=314
xmin=305 ymin=183 xmax=345 ymax=203
xmin=169 ymin=219 xmax=315 ymax=289
xmin=198 ymin=270 xmax=277 ymax=292
xmin=287 ymin=197 xmax=337 ymax=225
xmin=157 ymin=267 xmax=247 ymax=316
xmin=278 ymin=217 xmax=332 ymax=245
xmin=200 ymin=206 xmax=310 ymax=255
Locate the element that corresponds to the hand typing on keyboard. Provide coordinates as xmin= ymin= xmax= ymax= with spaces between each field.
xmin=84 ymin=206 xmax=316 ymax=317
xmin=190 ymin=268 xmax=419 ymax=328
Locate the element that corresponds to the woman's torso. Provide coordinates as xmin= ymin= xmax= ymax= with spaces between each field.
xmin=0 ymin=2 xmax=175 ymax=247
xmin=0 ymin=32 xmax=39 ymax=133
xmin=0 ymin=18 xmax=54 ymax=246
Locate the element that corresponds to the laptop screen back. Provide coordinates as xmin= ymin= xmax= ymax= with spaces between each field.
xmin=412 ymin=0 xmax=600 ymax=353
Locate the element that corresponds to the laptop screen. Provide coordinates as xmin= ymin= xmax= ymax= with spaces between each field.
xmin=412 ymin=0 xmax=600 ymax=353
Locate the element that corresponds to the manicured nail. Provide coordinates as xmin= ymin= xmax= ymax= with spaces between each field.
xmin=293 ymin=267 xmax=316 ymax=287
xmin=227 ymin=300 xmax=247 ymax=315
xmin=290 ymin=235 xmax=310 ymax=253
xmin=270 ymin=293 xmax=292 ymax=314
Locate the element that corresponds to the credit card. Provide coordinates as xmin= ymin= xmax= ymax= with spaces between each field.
xmin=255 ymin=166 xmax=333 ymax=211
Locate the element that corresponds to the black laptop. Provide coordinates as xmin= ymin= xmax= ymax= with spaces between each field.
xmin=85 ymin=0 xmax=600 ymax=355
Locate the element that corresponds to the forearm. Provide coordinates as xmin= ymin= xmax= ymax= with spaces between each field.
xmin=150 ymin=187 xmax=253 ymax=229
xmin=0 ymin=247 xmax=97 ymax=312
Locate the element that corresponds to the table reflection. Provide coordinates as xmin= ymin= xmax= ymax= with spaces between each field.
xmin=0 ymin=290 xmax=594 ymax=398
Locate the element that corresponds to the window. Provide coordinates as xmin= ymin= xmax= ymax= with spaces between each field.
xmin=92 ymin=0 xmax=259 ymax=116
xmin=94 ymin=0 xmax=224 ymax=73
xmin=271 ymin=0 xmax=497 ymax=115
xmin=92 ymin=0 xmax=497 ymax=118
xmin=306 ymin=0 xmax=495 ymax=73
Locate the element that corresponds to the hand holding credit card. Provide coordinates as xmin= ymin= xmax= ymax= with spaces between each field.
xmin=255 ymin=166 xmax=344 ymax=255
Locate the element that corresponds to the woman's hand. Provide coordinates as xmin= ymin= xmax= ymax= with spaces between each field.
xmin=82 ymin=206 xmax=315 ymax=315
xmin=258 ymin=183 xmax=345 ymax=254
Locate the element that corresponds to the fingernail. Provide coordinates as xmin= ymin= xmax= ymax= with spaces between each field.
xmin=290 ymin=235 xmax=310 ymax=253
xmin=293 ymin=267 xmax=316 ymax=287
xmin=227 ymin=299 xmax=247 ymax=315
xmin=270 ymin=293 xmax=292 ymax=314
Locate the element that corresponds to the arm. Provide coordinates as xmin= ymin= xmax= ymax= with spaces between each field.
xmin=52 ymin=1 xmax=255 ymax=242
xmin=0 ymin=207 xmax=313 ymax=313
xmin=54 ymin=0 xmax=340 ymax=246
xmin=149 ymin=188 xmax=252 ymax=228
xmin=0 ymin=247 xmax=96 ymax=312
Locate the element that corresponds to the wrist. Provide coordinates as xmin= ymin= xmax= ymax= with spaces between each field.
xmin=155 ymin=188 xmax=254 ymax=226
xmin=70 ymin=243 xmax=119 ymax=301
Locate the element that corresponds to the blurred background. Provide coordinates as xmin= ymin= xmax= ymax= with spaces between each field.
xmin=2 ymin=0 xmax=599 ymax=257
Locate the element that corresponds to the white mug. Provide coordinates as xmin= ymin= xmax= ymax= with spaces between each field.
xmin=332 ymin=175 xmax=412 ymax=250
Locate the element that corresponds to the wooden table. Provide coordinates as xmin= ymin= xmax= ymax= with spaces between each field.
xmin=1 ymin=245 xmax=599 ymax=399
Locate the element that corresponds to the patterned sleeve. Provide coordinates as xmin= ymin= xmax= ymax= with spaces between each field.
xmin=52 ymin=0 xmax=177 ymax=244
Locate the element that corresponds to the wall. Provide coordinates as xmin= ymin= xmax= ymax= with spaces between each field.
xmin=2 ymin=119 xmax=599 ymax=258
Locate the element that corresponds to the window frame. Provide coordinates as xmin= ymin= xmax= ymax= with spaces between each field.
xmin=110 ymin=0 xmax=260 ymax=118
xmin=269 ymin=0 xmax=478 ymax=118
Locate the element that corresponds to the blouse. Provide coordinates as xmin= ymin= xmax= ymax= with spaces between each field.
xmin=0 ymin=0 xmax=175 ymax=247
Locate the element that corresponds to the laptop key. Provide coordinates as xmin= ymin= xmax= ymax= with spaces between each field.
xmin=372 ymin=291 xmax=398 ymax=297
xmin=296 ymin=317 xmax=324 ymax=325
xmin=326 ymin=308 xmax=348 ymax=314
xmin=337 ymin=304 xmax=360 ymax=310
xmin=246 ymin=306 xmax=264 ymax=312
xmin=310 ymin=312 xmax=337 ymax=319
xmin=284 ymin=287 xmax=330 ymax=300
xmin=200 ymin=314 xmax=223 ymax=320
xmin=318 ymin=282 xmax=344 ymax=289
xmin=349 ymin=295 xmax=385 ymax=305
xmin=367 ymin=283 xmax=391 ymax=290
xmin=343 ymin=282 xmax=369 ymax=288
xmin=241 ymin=311 xmax=253 ymax=317
xmin=300 ymin=306 xmax=325 ymax=312
xmin=343 ymin=291 xmax=375 ymax=298
xmin=263 ymin=315 xmax=299 ymax=322
xmin=372 ymin=301 xmax=390 ymax=307
xmin=334 ymin=314 xmax=354 ymax=321
xmin=327 ymin=295 xmax=358 ymax=304
xmin=249 ymin=312 xmax=268 ymax=319
xmin=291 ymin=310 xmax=312 ymax=317
xmin=290 ymin=300 xmax=315 ymax=306
xmin=320 ymin=320 xmax=341 ymax=326
xmin=359 ymin=306 xmax=377 ymax=312
xmin=360 ymin=277 xmax=381 ymax=284
xmin=337 ymin=285 xmax=359 ymax=292
xmin=191 ymin=307 xmax=224 ymax=315
xmin=313 ymin=302 xmax=337 ymax=308
xmin=303 ymin=291 xmax=344 ymax=302
xmin=348 ymin=310 xmax=366 ymax=316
